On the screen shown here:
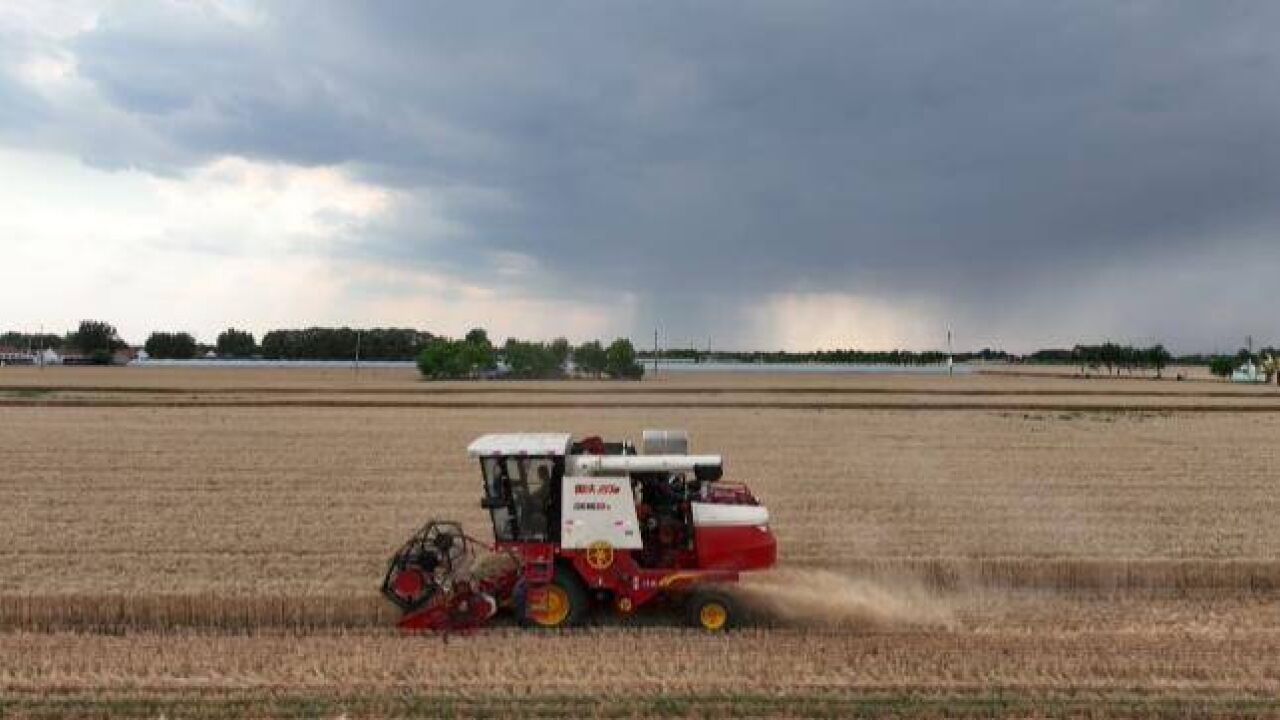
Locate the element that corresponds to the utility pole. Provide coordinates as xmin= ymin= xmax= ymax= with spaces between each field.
xmin=653 ymin=328 xmax=659 ymax=376
xmin=947 ymin=327 xmax=954 ymax=377
xmin=354 ymin=330 xmax=362 ymax=379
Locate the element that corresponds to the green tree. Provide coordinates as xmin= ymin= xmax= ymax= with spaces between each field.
xmin=1147 ymin=344 xmax=1171 ymax=379
xmin=549 ymin=338 xmax=571 ymax=369
xmin=1208 ymin=356 xmax=1236 ymax=379
xmin=417 ymin=339 xmax=465 ymax=378
xmin=503 ymin=339 xmax=565 ymax=379
xmin=605 ymin=338 xmax=644 ymax=379
xmin=144 ymin=332 xmax=198 ymax=359
xmin=416 ymin=329 xmax=498 ymax=379
xmin=573 ymin=340 xmax=607 ymax=378
xmin=462 ymin=328 xmax=496 ymax=372
xmin=68 ymin=320 xmax=125 ymax=363
xmin=216 ymin=328 xmax=257 ymax=358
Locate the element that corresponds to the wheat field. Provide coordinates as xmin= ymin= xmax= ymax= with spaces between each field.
xmin=1 ymin=366 xmax=1279 ymax=717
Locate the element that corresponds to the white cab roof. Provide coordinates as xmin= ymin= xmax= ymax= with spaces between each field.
xmin=467 ymin=433 xmax=573 ymax=457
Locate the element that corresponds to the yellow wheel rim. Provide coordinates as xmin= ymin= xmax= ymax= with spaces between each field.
xmin=530 ymin=586 xmax=571 ymax=627
xmin=699 ymin=602 xmax=728 ymax=631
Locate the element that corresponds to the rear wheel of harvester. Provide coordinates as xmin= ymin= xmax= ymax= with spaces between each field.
xmin=686 ymin=589 xmax=738 ymax=632
xmin=519 ymin=566 xmax=589 ymax=629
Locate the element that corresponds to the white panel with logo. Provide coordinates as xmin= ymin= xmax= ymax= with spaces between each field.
xmin=560 ymin=476 xmax=643 ymax=550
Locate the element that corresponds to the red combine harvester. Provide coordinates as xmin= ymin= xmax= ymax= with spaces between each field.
xmin=381 ymin=430 xmax=777 ymax=632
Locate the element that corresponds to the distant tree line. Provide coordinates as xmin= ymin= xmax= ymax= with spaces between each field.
xmin=259 ymin=327 xmax=434 ymax=361
xmin=140 ymin=326 xmax=434 ymax=360
xmin=0 ymin=332 xmax=63 ymax=352
xmin=415 ymin=329 xmax=644 ymax=380
xmin=1025 ymin=343 xmax=1280 ymax=380
xmin=7 ymin=320 xmax=1279 ymax=382
xmin=0 ymin=321 xmax=130 ymax=364
xmin=647 ymin=348 xmax=1010 ymax=364
xmin=1027 ymin=343 xmax=1173 ymax=378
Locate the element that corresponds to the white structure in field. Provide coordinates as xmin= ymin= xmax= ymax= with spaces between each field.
xmin=1232 ymin=359 xmax=1262 ymax=383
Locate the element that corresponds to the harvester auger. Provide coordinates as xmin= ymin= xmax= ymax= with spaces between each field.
xmin=380 ymin=430 xmax=777 ymax=632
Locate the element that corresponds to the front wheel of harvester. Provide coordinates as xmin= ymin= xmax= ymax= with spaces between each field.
xmin=519 ymin=566 xmax=589 ymax=629
xmin=686 ymin=589 xmax=738 ymax=632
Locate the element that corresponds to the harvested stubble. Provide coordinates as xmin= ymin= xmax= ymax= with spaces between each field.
xmin=3 ymin=403 xmax=1280 ymax=600
xmin=825 ymin=557 xmax=1280 ymax=592
xmin=3 ymin=562 xmax=1280 ymax=635
xmin=5 ymin=691 xmax=1280 ymax=720
xmin=3 ymin=597 xmax=1280 ymax=704
xmin=0 ymin=594 xmax=394 ymax=633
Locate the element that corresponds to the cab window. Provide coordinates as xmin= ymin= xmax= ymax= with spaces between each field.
xmin=480 ymin=456 xmax=560 ymax=542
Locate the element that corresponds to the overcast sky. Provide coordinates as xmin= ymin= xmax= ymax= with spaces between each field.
xmin=2 ymin=1 xmax=1278 ymax=352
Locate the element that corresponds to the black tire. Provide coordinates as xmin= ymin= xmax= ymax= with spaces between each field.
xmin=518 ymin=565 xmax=590 ymax=629
xmin=685 ymin=588 xmax=738 ymax=632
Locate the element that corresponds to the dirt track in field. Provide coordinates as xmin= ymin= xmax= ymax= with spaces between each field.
xmin=3 ymin=364 xmax=1276 ymax=412
xmin=3 ymin=592 xmax=1279 ymax=716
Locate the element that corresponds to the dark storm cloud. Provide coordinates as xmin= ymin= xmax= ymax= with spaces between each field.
xmin=9 ymin=1 xmax=1280 ymax=349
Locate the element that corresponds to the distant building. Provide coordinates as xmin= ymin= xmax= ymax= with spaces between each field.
xmin=0 ymin=346 xmax=65 ymax=366
xmin=1232 ymin=360 xmax=1262 ymax=383
xmin=0 ymin=346 xmax=36 ymax=366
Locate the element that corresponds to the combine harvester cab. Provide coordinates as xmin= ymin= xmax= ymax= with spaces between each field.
xmin=381 ymin=430 xmax=776 ymax=632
